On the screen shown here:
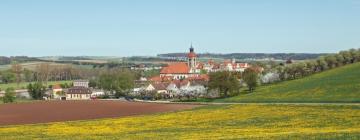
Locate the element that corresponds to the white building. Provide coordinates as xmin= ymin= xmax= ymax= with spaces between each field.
xmin=73 ymin=80 xmax=89 ymax=88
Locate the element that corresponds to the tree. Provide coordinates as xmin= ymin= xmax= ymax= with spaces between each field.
xmin=276 ymin=66 xmax=286 ymax=81
xmin=325 ymin=55 xmax=337 ymax=69
xmin=243 ymin=68 xmax=258 ymax=92
xmin=23 ymin=68 xmax=34 ymax=82
xmin=350 ymin=48 xmax=360 ymax=62
xmin=305 ymin=60 xmax=317 ymax=75
xmin=261 ymin=72 xmax=280 ymax=84
xmin=284 ymin=65 xmax=296 ymax=80
xmin=98 ymin=69 xmax=135 ymax=98
xmin=3 ymin=88 xmax=16 ymax=103
xmin=89 ymin=79 xmax=97 ymax=88
xmin=335 ymin=54 xmax=345 ymax=67
xmin=316 ymin=56 xmax=328 ymax=71
xmin=11 ymin=62 xmax=22 ymax=86
xmin=35 ymin=63 xmax=50 ymax=85
xmin=27 ymin=82 xmax=46 ymax=100
xmin=200 ymin=69 xmax=208 ymax=74
xmin=208 ymin=71 xmax=240 ymax=97
xmin=339 ymin=51 xmax=352 ymax=64
xmin=1 ymin=71 xmax=16 ymax=84
xmin=294 ymin=62 xmax=307 ymax=78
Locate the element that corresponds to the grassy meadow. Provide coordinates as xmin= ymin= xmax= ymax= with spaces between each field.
xmin=217 ymin=62 xmax=360 ymax=103
xmin=0 ymin=104 xmax=359 ymax=139
xmin=0 ymin=80 xmax=72 ymax=91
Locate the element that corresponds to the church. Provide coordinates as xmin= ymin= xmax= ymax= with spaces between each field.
xmin=159 ymin=45 xmax=201 ymax=80
xmin=150 ymin=45 xmax=254 ymax=83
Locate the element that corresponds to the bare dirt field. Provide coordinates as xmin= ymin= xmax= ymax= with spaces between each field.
xmin=0 ymin=100 xmax=201 ymax=126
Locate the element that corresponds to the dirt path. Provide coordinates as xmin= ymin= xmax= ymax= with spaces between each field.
xmin=0 ymin=100 xmax=201 ymax=126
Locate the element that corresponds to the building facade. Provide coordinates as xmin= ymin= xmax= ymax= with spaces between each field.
xmin=66 ymin=80 xmax=92 ymax=100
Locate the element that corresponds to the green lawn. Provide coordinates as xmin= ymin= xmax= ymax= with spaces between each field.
xmin=216 ymin=62 xmax=360 ymax=103
xmin=0 ymin=104 xmax=359 ymax=139
xmin=0 ymin=80 xmax=72 ymax=91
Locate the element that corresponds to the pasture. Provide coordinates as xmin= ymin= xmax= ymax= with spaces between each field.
xmin=0 ymin=80 xmax=72 ymax=90
xmin=217 ymin=62 xmax=360 ymax=103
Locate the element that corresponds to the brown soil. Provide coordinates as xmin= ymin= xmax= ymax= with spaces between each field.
xmin=0 ymin=100 xmax=201 ymax=126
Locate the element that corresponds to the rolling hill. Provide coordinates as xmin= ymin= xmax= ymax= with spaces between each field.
xmin=217 ymin=62 xmax=360 ymax=103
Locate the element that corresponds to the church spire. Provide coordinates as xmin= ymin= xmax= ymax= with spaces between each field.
xmin=190 ymin=42 xmax=194 ymax=53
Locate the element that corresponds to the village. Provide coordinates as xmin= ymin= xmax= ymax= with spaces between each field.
xmin=0 ymin=46 xmax=264 ymax=101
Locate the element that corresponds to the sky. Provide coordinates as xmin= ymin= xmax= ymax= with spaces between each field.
xmin=0 ymin=0 xmax=359 ymax=56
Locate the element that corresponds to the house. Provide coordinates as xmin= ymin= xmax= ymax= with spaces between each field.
xmin=73 ymin=80 xmax=89 ymax=88
xmin=66 ymin=80 xmax=92 ymax=100
xmin=66 ymin=87 xmax=92 ymax=100
xmin=151 ymin=83 xmax=168 ymax=94
xmin=52 ymin=84 xmax=64 ymax=99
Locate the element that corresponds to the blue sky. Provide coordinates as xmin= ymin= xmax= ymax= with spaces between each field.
xmin=0 ymin=0 xmax=359 ymax=56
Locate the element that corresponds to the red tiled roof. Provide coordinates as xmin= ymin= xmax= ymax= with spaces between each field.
xmin=186 ymin=74 xmax=209 ymax=81
xmin=149 ymin=76 xmax=172 ymax=82
xmin=149 ymin=76 xmax=162 ymax=82
xmin=152 ymin=83 xmax=168 ymax=90
xmin=236 ymin=63 xmax=248 ymax=68
xmin=160 ymin=63 xmax=190 ymax=74
xmin=197 ymin=62 xmax=204 ymax=69
xmin=67 ymin=87 xmax=91 ymax=94
xmin=208 ymin=59 xmax=215 ymax=65
xmin=248 ymin=66 xmax=264 ymax=73
xmin=213 ymin=64 xmax=220 ymax=69
xmin=53 ymin=84 xmax=62 ymax=89
xmin=187 ymin=52 xmax=197 ymax=58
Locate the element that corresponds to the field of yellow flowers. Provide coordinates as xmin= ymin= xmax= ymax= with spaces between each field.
xmin=0 ymin=104 xmax=359 ymax=139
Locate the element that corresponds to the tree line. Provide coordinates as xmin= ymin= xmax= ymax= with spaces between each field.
xmin=276 ymin=48 xmax=360 ymax=80
xmin=0 ymin=63 xmax=100 ymax=86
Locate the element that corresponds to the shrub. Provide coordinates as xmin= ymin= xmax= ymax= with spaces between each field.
xmin=3 ymin=88 xmax=16 ymax=103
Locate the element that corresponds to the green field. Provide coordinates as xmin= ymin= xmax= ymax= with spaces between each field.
xmin=216 ymin=62 xmax=360 ymax=103
xmin=0 ymin=80 xmax=72 ymax=90
xmin=0 ymin=104 xmax=359 ymax=139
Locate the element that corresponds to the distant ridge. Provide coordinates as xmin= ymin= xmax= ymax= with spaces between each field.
xmin=157 ymin=53 xmax=330 ymax=60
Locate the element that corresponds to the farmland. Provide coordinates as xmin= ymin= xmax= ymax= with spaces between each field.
xmin=0 ymin=100 xmax=200 ymax=125
xmin=0 ymin=104 xmax=359 ymax=139
xmin=217 ymin=62 xmax=360 ymax=103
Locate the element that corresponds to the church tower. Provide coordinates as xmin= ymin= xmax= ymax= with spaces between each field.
xmin=187 ymin=44 xmax=197 ymax=73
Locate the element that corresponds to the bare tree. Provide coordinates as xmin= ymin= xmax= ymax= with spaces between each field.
xmin=35 ymin=63 xmax=51 ymax=85
xmin=11 ymin=62 xmax=22 ymax=86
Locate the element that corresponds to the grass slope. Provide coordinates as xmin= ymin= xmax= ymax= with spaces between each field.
xmin=218 ymin=62 xmax=360 ymax=103
xmin=0 ymin=104 xmax=359 ymax=139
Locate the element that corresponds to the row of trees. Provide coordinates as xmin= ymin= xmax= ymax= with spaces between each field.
xmin=277 ymin=48 xmax=360 ymax=80
xmin=0 ymin=63 xmax=100 ymax=86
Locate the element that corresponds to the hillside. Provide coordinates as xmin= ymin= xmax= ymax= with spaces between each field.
xmin=218 ymin=62 xmax=360 ymax=103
